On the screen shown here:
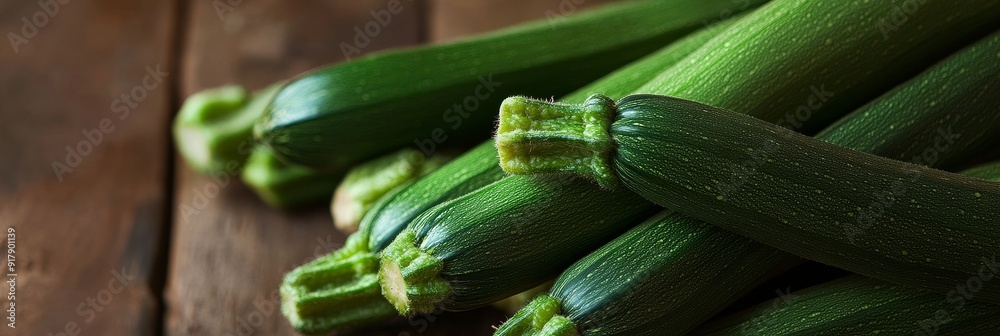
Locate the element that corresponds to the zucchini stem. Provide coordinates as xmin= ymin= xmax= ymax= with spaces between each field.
xmin=280 ymin=234 xmax=397 ymax=333
xmin=495 ymin=94 xmax=618 ymax=188
xmin=378 ymin=230 xmax=452 ymax=315
xmin=494 ymin=294 xmax=579 ymax=336
xmin=332 ymin=149 xmax=451 ymax=234
xmin=173 ymin=84 xmax=280 ymax=174
xmin=240 ymin=145 xmax=343 ymax=208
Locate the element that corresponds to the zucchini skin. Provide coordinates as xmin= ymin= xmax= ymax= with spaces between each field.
xmin=547 ymin=212 xmax=787 ymax=336
xmin=635 ymin=0 xmax=1000 ymax=136
xmin=381 ymin=175 xmax=657 ymax=314
xmin=962 ymin=161 xmax=1000 ymax=183
xmin=612 ymin=94 xmax=1000 ymax=302
xmin=692 ymin=275 xmax=1000 ymax=336
xmin=255 ymin=0 xmax=767 ymax=169
xmin=495 ymin=29 xmax=1000 ymax=336
xmin=362 ymin=141 xmax=505 ymax=253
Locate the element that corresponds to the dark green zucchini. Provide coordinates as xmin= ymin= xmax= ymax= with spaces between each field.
xmin=495 ymin=29 xmax=1000 ymax=335
xmin=692 ymin=275 xmax=1000 ymax=336
xmin=496 ymin=91 xmax=1000 ymax=303
xmin=254 ymin=0 xmax=767 ymax=169
xmin=377 ymin=175 xmax=657 ymax=315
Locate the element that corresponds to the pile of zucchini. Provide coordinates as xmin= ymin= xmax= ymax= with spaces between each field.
xmin=173 ymin=0 xmax=1000 ymax=334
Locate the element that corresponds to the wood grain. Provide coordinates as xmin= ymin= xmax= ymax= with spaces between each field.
xmin=428 ymin=0 xmax=615 ymax=41
xmin=0 ymin=0 xmax=176 ymax=335
xmin=163 ymin=1 xmax=439 ymax=335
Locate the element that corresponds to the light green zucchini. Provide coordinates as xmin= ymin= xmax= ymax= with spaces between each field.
xmin=240 ymin=146 xmax=343 ymax=209
xmin=174 ymin=83 xmax=279 ymax=174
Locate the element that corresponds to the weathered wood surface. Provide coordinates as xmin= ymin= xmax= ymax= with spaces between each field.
xmin=0 ymin=0 xmax=176 ymax=335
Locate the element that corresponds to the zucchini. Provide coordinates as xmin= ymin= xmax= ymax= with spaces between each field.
xmin=495 ymin=30 xmax=1000 ymax=335
xmin=332 ymin=149 xmax=450 ymax=233
xmin=279 ymin=16 xmax=741 ymax=333
xmin=174 ymin=83 xmax=279 ymax=174
xmin=280 ymin=142 xmax=506 ymax=333
xmin=367 ymin=15 xmax=747 ymax=317
xmin=377 ymin=175 xmax=657 ymax=315
xmin=496 ymin=93 xmax=1000 ymax=303
xmin=240 ymin=146 xmax=343 ymax=208
xmin=962 ymin=161 xmax=1000 ymax=183
xmin=494 ymin=211 xmax=789 ymax=336
xmin=692 ymin=275 xmax=1000 ymax=335
xmin=254 ymin=0 xmax=767 ymax=169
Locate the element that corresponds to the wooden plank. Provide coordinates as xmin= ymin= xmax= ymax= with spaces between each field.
xmin=162 ymin=1 xmax=453 ymax=335
xmin=0 ymin=0 xmax=176 ymax=335
xmin=428 ymin=0 xmax=615 ymax=41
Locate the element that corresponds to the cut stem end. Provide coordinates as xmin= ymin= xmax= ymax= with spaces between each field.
xmin=279 ymin=235 xmax=396 ymax=333
xmin=495 ymin=94 xmax=619 ymax=188
xmin=378 ymin=230 xmax=452 ymax=316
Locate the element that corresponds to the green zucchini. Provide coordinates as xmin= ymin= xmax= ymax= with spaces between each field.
xmin=494 ymin=211 xmax=789 ymax=336
xmin=254 ymin=0 xmax=768 ymax=169
xmin=332 ymin=149 xmax=450 ymax=233
xmin=495 ymin=29 xmax=1000 ymax=335
xmin=174 ymin=83 xmax=279 ymax=174
xmin=378 ymin=175 xmax=657 ymax=315
xmin=280 ymin=142 xmax=506 ymax=333
xmin=496 ymin=92 xmax=1000 ymax=303
xmin=962 ymin=161 xmax=1000 ymax=183
xmin=278 ymin=16 xmax=742 ymax=333
xmin=367 ymin=16 xmax=748 ymax=317
xmin=692 ymin=275 xmax=1000 ymax=335
xmin=240 ymin=146 xmax=344 ymax=208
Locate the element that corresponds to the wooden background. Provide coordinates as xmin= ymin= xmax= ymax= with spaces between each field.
xmin=0 ymin=0 xmax=612 ymax=335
